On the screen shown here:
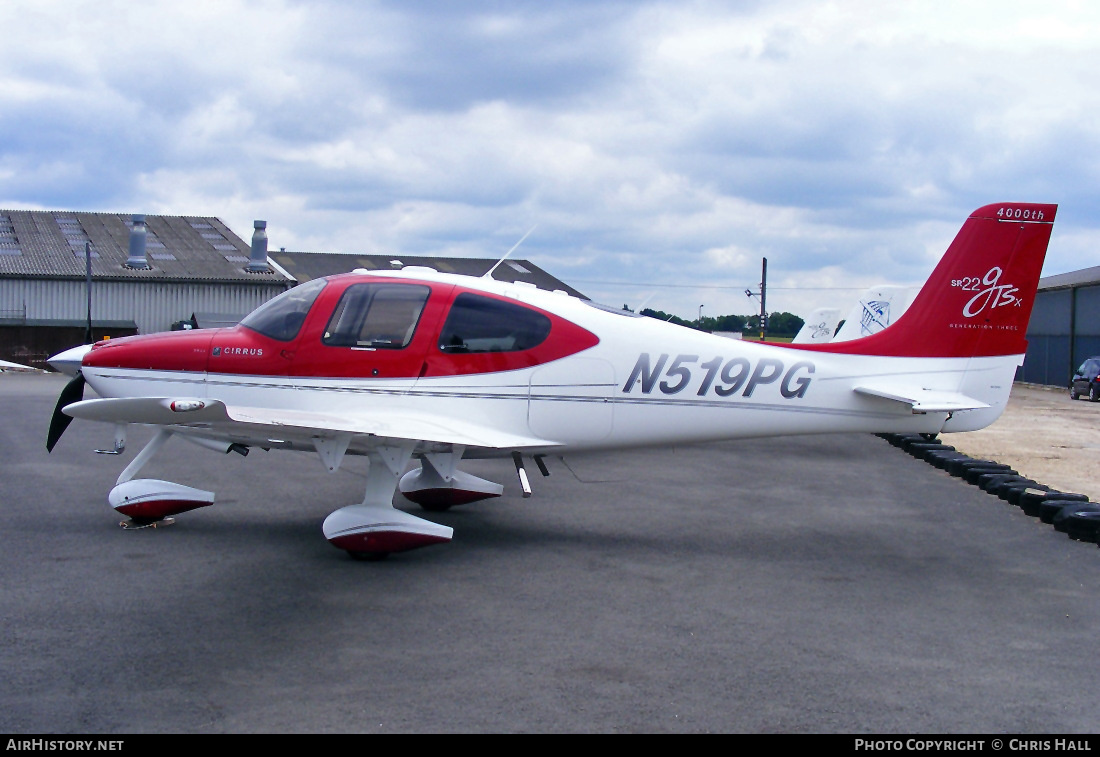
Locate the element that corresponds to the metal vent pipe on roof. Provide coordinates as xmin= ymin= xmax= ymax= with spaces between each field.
xmin=248 ymin=220 xmax=269 ymax=272
xmin=126 ymin=214 xmax=151 ymax=269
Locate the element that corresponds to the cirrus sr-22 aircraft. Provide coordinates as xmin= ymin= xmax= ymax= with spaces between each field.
xmin=46 ymin=202 xmax=1056 ymax=560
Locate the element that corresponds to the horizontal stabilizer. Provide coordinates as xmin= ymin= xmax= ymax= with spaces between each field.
xmin=853 ymin=384 xmax=990 ymax=413
xmin=62 ymin=397 xmax=556 ymax=451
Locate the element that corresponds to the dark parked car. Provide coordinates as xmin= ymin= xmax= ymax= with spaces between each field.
xmin=1070 ymin=357 xmax=1100 ymax=401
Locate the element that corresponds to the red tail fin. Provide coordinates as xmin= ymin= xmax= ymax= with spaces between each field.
xmin=810 ymin=202 xmax=1056 ymax=358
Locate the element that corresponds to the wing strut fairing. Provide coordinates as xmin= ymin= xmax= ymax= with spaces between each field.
xmin=322 ymin=444 xmax=454 ymax=559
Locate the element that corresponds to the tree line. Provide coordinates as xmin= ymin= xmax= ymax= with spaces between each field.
xmin=634 ymin=308 xmax=805 ymax=337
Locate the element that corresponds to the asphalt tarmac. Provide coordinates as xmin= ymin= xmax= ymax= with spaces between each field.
xmin=3 ymin=371 xmax=1099 ymax=734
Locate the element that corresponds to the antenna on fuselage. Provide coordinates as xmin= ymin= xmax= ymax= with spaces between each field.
xmin=483 ymin=225 xmax=537 ymax=280
xmin=635 ymin=292 xmax=657 ymax=313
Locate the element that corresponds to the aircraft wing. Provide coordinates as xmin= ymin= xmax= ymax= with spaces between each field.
xmin=852 ymin=383 xmax=990 ymax=413
xmin=61 ymin=397 xmax=558 ymax=451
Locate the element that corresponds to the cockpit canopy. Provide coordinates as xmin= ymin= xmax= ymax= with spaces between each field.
xmin=240 ymin=276 xmax=560 ymax=356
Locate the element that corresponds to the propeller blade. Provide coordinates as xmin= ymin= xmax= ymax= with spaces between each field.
xmin=46 ymin=373 xmax=86 ymax=453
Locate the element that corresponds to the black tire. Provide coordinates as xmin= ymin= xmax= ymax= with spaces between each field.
xmin=965 ymin=465 xmax=1016 ymax=485
xmin=995 ymin=480 xmax=1040 ymax=501
xmin=1007 ymin=484 xmax=1047 ymax=508
xmin=945 ymin=458 xmax=975 ymax=476
xmin=1022 ymin=491 xmax=1088 ymax=518
xmin=1040 ymin=499 xmax=1086 ymax=525
xmin=927 ymin=451 xmax=969 ymax=470
xmin=948 ymin=458 xmax=1002 ymax=477
xmin=906 ymin=442 xmax=953 ymax=455
xmin=908 ymin=444 xmax=953 ymax=460
xmin=1071 ymin=385 xmax=1080 ymax=400
xmin=1091 ymin=384 xmax=1099 ymax=402
xmin=974 ymin=471 xmax=1008 ymax=489
xmin=1059 ymin=509 xmax=1100 ymax=541
xmin=993 ymin=476 xmax=1035 ymax=489
xmin=980 ymin=474 xmax=1030 ymax=493
xmin=1053 ymin=504 xmax=1100 ymax=534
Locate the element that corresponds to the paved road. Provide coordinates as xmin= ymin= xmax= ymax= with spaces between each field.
xmin=2 ymin=371 xmax=1098 ymax=734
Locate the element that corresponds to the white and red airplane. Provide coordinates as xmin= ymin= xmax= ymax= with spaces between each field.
xmin=46 ymin=202 xmax=1056 ymax=560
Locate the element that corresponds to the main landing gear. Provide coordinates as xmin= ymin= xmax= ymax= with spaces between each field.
xmin=323 ymin=444 xmax=454 ymax=560
xmin=108 ymin=430 xmax=216 ymax=529
xmin=103 ymin=432 xmax=513 ymax=561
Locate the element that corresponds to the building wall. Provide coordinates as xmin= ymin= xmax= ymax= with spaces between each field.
xmin=0 ymin=279 xmax=290 ymax=335
xmin=1021 ymin=289 xmax=1071 ymax=386
xmin=0 ymin=322 xmax=138 ymax=369
xmin=1022 ymin=284 xmax=1100 ymax=387
xmin=1074 ymin=286 xmax=1100 ymax=365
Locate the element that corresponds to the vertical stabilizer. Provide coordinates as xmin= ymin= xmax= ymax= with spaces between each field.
xmin=792 ymin=307 xmax=842 ymax=344
xmin=810 ymin=203 xmax=1056 ymax=358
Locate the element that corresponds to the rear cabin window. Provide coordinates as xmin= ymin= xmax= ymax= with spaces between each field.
xmin=438 ymin=293 xmax=551 ymax=353
xmin=239 ymin=278 xmax=326 ymax=342
xmin=322 ymin=283 xmax=430 ymax=349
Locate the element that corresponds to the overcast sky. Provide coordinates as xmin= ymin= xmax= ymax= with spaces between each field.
xmin=2 ymin=1 xmax=1099 ymax=320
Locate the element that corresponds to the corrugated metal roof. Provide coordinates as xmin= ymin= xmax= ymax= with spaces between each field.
xmin=1038 ymin=265 xmax=1100 ymax=292
xmin=0 ymin=210 xmax=293 ymax=284
xmin=268 ymin=251 xmax=588 ymax=299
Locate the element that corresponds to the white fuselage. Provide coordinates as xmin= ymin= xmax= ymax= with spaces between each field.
xmin=80 ymin=272 xmax=1019 ymax=458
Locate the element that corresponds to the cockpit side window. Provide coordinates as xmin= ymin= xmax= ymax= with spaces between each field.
xmin=438 ymin=293 xmax=551 ymax=353
xmin=239 ymin=278 xmax=326 ymax=342
xmin=322 ymin=283 xmax=430 ymax=349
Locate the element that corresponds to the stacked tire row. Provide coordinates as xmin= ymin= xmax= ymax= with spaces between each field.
xmin=877 ymin=433 xmax=1100 ymax=545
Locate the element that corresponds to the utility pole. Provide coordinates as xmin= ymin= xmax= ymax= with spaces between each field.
xmin=745 ymin=257 xmax=768 ymax=341
xmin=85 ymin=241 xmax=93 ymax=344
xmin=759 ymin=257 xmax=767 ymax=341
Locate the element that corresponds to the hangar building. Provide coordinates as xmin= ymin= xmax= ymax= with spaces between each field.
xmin=0 ymin=210 xmax=293 ymax=368
xmin=1021 ymin=266 xmax=1100 ymax=387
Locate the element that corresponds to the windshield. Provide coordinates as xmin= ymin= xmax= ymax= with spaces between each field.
xmin=239 ymin=278 xmax=326 ymax=341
